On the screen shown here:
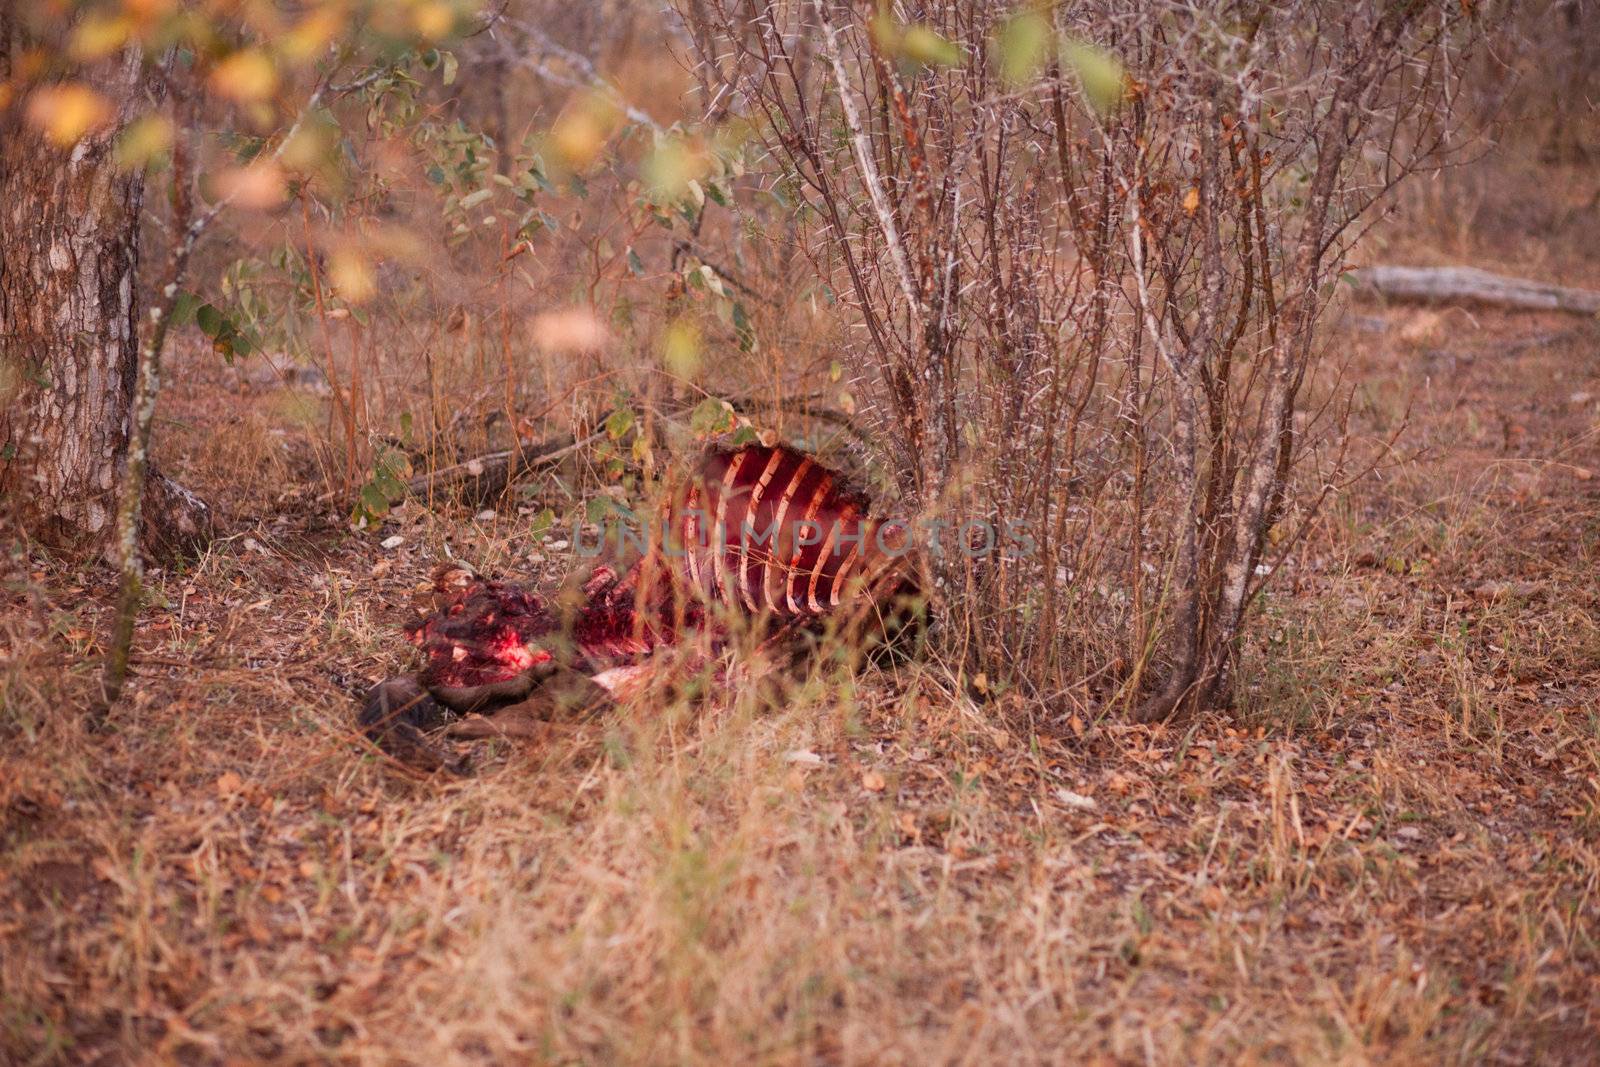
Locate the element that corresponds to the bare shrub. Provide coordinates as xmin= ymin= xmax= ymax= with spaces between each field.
xmin=681 ymin=0 xmax=1480 ymax=719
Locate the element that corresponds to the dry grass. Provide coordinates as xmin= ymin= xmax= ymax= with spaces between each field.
xmin=5 ymin=126 xmax=1600 ymax=1067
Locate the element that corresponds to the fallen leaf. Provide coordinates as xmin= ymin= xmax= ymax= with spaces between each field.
xmin=1055 ymin=788 xmax=1098 ymax=811
xmin=862 ymin=770 xmax=887 ymax=792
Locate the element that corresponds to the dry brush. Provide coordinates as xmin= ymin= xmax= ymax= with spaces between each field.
xmin=681 ymin=0 xmax=1479 ymax=719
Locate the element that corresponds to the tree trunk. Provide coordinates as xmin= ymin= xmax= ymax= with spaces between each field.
xmin=0 ymin=39 xmax=211 ymax=557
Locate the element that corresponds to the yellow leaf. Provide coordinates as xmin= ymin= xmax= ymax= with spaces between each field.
xmin=642 ymin=137 xmax=709 ymax=202
xmin=210 ymin=50 xmax=279 ymax=103
xmin=215 ymin=160 xmax=287 ymax=209
xmin=69 ymin=13 xmax=132 ymax=61
xmin=328 ymin=249 xmax=376 ymax=303
xmin=124 ymin=0 xmax=178 ymax=22
xmin=1182 ymin=187 xmax=1200 ymax=215
xmin=26 ymin=83 xmax=114 ymax=147
xmin=280 ymin=115 xmax=338 ymax=174
xmin=548 ymin=92 xmax=620 ymax=172
xmin=412 ymin=1 xmax=455 ymax=41
xmin=283 ymin=8 xmax=343 ymax=61
xmin=114 ymin=114 xmax=174 ymax=169
xmin=661 ymin=318 xmax=702 ymax=380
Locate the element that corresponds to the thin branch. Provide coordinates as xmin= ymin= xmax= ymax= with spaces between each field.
xmin=814 ymin=3 xmax=925 ymax=330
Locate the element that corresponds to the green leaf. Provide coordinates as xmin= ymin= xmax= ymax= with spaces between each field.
xmin=611 ymin=298 xmax=634 ymax=330
xmin=996 ymin=12 xmax=1052 ymax=87
xmin=459 ymin=187 xmax=493 ymax=211
xmin=689 ymin=397 xmax=735 ymax=437
xmin=731 ymin=301 xmax=755 ymax=352
xmin=899 ymin=25 xmax=964 ymax=69
xmin=605 ymin=406 xmax=635 ymax=440
xmin=373 ymin=471 xmax=406 ymax=500
xmin=170 ymin=290 xmax=202 ymax=327
xmin=356 ymin=482 xmax=390 ymax=523
xmin=1061 ymin=38 xmax=1125 ymax=115
xmin=195 ymin=303 xmax=225 ymax=337
xmin=530 ymin=507 xmax=555 ymax=540
xmin=626 ymin=247 xmax=645 ymax=276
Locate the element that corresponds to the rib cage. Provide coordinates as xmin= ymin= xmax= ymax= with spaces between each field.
xmin=670 ymin=443 xmax=903 ymax=620
xmin=399 ymin=443 xmax=912 ymax=693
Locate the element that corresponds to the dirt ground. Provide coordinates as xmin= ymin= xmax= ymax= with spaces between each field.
xmin=3 ymin=156 xmax=1599 ymax=1063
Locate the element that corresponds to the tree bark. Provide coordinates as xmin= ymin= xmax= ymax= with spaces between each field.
xmin=0 ymin=38 xmax=212 ymax=557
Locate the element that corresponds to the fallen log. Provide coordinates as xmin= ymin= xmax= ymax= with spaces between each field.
xmin=395 ymin=393 xmax=866 ymax=507
xmin=402 ymin=431 xmax=603 ymax=503
xmin=1347 ymin=265 xmax=1600 ymax=315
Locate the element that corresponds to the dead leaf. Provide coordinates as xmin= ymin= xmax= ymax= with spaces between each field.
xmin=862 ymin=770 xmax=887 ymax=792
xmin=1055 ymin=788 xmax=1098 ymax=811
